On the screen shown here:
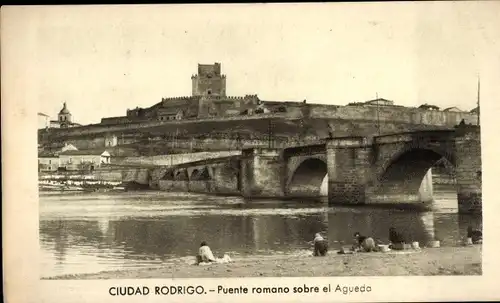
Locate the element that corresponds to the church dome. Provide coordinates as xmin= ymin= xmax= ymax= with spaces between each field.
xmin=59 ymin=102 xmax=70 ymax=115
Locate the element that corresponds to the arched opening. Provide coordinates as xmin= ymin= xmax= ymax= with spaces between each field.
xmin=190 ymin=169 xmax=200 ymax=180
xmin=190 ymin=167 xmax=210 ymax=181
xmin=288 ymin=158 xmax=328 ymax=197
xmin=375 ymin=148 xmax=453 ymax=204
xmin=174 ymin=169 xmax=189 ymax=181
xmin=162 ymin=169 xmax=175 ymax=180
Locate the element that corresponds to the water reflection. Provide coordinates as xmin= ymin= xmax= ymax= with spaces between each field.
xmin=327 ymin=208 xmax=438 ymax=248
xmin=39 ymin=190 xmax=482 ymax=278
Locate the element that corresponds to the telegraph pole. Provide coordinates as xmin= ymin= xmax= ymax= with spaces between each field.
xmin=376 ymin=92 xmax=381 ymax=135
xmin=477 ymin=75 xmax=481 ymax=126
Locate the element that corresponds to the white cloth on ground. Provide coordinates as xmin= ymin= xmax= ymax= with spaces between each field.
xmin=198 ymin=254 xmax=232 ymax=266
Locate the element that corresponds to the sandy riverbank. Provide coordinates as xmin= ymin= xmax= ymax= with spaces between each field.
xmin=46 ymin=245 xmax=481 ymax=279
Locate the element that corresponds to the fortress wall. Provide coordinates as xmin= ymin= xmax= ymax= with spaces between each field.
xmin=309 ymin=105 xmax=477 ymax=127
xmin=40 ymin=113 xmax=292 ymax=140
xmin=64 ymin=137 xmax=106 ymax=150
xmin=101 ymin=116 xmax=135 ymax=125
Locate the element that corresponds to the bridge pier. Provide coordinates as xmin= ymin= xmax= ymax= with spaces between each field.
xmin=454 ymin=126 xmax=482 ymax=214
xmin=326 ymin=137 xmax=371 ymax=205
xmin=240 ymin=148 xmax=285 ymax=198
xmin=418 ymin=169 xmax=434 ymax=202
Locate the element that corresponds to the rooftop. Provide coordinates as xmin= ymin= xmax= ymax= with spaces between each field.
xmin=60 ymin=149 xmax=110 ymax=156
xmin=59 ymin=102 xmax=70 ymax=115
xmin=38 ymin=151 xmax=58 ymax=158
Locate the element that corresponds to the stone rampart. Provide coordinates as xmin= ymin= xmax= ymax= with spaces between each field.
xmin=41 ymin=112 xmax=293 ymax=140
xmin=309 ymin=104 xmax=477 ymax=127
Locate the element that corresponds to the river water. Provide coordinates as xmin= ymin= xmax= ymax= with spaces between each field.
xmin=39 ymin=185 xmax=482 ymax=278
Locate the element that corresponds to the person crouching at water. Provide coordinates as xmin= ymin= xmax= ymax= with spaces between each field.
xmin=389 ymin=227 xmax=406 ymax=250
xmin=353 ymin=232 xmax=376 ymax=252
xmin=197 ymin=241 xmax=216 ymax=265
xmin=313 ymin=233 xmax=328 ymax=256
xmin=467 ymin=226 xmax=482 ymax=244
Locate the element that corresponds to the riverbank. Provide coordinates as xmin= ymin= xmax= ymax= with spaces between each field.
xmin=45 ymin=245 xmax=481 ymax=279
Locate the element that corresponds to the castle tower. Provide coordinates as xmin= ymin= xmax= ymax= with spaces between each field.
xmin=58 ymin=102 xmax=72 ymax=128
xmin=191 ymin=62 xmax=226 ymax=97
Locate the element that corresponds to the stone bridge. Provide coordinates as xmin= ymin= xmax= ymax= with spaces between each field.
xmin=154 ymin=155 xmax=241 ymax=195
xmin=151 ymin=125 xmax=481 ymax=214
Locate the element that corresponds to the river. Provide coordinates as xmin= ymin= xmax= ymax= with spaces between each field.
xmin=39 ymin=184 xmax=482 ymax=278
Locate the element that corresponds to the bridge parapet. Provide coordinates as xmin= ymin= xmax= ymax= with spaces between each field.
xmin=373 ymin=130 xmax=456 ymax=145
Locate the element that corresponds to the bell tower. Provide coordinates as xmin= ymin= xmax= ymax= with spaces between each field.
xmin=58 ymin=102 xmax=72 ymax=128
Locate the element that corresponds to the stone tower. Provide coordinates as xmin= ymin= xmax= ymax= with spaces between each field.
xmin=191 ymin=62 xmax=226 ymax=97
xmin=58 ymin=102 xmax=72 ymax=128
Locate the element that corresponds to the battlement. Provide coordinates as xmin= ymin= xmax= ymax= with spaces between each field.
xmin=197 ymin=62 xmax=222 ymax=76
xmin=225 ymin=96 xmax=245 ymax=100
xmin=162 ymin=96 xmax=196 ymax=101
xmin=196 ymin=95 xmax=259 ymax=101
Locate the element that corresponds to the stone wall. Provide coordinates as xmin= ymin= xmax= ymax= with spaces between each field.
xmin=101 ymin=116 xmax=134 ymax=125
xmin=122 ymin=151 xmax=241 ymax=166
xmin=309 ymin=104 xmax=477 ymax=127
xmin=188 ymin=180 xmax=211 ymax=193
xmin=157 ymin=178 xmax=239 ymax=195
xmin=93 ymin=169 xmax=123 ymax=182
xmin=39 ymin=112 xmax=293 ymax=141
xmin=454 ymin=126 xmax=482 ymax=214
xmin=121 ymin=168 xmax=150 ymax=185
xmin=158 ymin=180 xmax=189 ymax=192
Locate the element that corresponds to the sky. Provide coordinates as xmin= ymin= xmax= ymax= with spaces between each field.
xmin=7 ymin=3 xmax=500 ymax=125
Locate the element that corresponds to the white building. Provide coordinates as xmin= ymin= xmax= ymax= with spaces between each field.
xmin=362 ymin=98 xmax=395 ymax=106
xmin=49 ymin=102 xmax=82 ymax=128
xmin=59 ymin=150 xmax=111 ymax=171
xmin=61 ymin=143 xmax=78 ymax=152
xmin=38 ymin=152 xmax=60 ymax=172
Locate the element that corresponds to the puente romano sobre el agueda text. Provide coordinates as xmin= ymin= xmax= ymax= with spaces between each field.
xmin=38 ymin=62 xmax=482 ymax=214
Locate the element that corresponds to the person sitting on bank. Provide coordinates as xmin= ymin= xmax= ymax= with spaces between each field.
xmin=353 ymin=232 xmax=376 ymax=252
xmin=467 ymin=226 xmax=483 ymax=244
xmin=313 ymin=233 xmax=328 ymax=256
xmin=388 ymin=227 xmax=406 ymax=250
xmin=196 ymin=241 xmax=216 ymax=265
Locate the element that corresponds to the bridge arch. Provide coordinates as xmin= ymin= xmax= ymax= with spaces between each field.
xmin=373 ymin=142 xmax=455 ymax=202
xmin=190 ymin=168 xmax=200 ymax=180
xmin=190 ymin=167 xmax=210 ymax=181
xmin=287 ymin=157 xmax=328 ymax=197
xmin=174 ymin=168 xmax=189 ymax=181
